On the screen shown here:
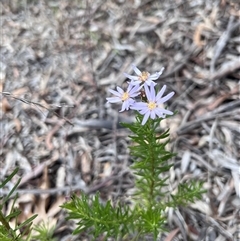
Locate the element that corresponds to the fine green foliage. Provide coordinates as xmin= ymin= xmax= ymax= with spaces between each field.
xmin=0 ymin=225 xmax=12 ymax=241
xmin=122 ymin=113 xmax=175 ymax=206
xmin=0 ymin=168 xmax=37 ymax=241
xmin=32 ymin=222 xmax=56 ymax=241
xmin=170 ymin=180 xmax=206 ymax=206
xmin=133 ymin=204 xmax=167 ymax=240
xmin=62 ymin=192 xmax=135 ymax=240
xmin=62 ymin=113 xmax=206 ymax=240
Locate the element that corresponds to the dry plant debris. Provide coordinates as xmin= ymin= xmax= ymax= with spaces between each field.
xmin=0 ymin=0 xmax=239 ymax=240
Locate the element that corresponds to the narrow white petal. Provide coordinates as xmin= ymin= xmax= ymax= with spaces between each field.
xmin=149 ymin=72 xmax=161 ymax=80
xmin=109 ymin=89 xmax=122 ymax=97
xmin=150 ymin=67 xmax=164 ymax=80
xmin=158 ymin=91 xmax=175 ymax=104
xmin=150 ymin=83 xmax=156 ymax=100
xmin=128 ymin=98 xmax=135 ymax=106
xmin=134 ymin=102 xmax=147 ymax=107
xmin=144 ymin=84 xmax=152 ymax=101
xmin=130 ymin=92 xmax=140 ymax=98
xmin=148 ymin=68 xmax=164 ymax=81
xmin=130 ymin=80 xmax=142 ymax=86
xmin=145 ymin=80 xmax=157 ymax=86
xmin=106 ymin=97 xmax=121 ymax=103
xmin=139 ymin=108 xmax=149 ymax=115
xmin=131 ymin=64 xmax=142 ymax=75
xmin=119 ymin=101 xmax=127 ymax=112
xmin=150 ymin=110 xmax=156 ymax=119
xmin=116 ymin=86 xmax=124 ymax=94
xmin=130 ymin=102 xmax=147 ymax=110
xmin=156 ymin=85 xmax=167 ymax=101
xmin=129 ymin=84 xmax=141 ymax=94
xmin=158 ymin=67 xmax=164 ymax=75
xmin=156 ymin=108 xmax=173 ymax=116
xmin=142 ymin=111 xmax=150 ymax=125
xmin=124 ymin=73 xmax=139 ymax=81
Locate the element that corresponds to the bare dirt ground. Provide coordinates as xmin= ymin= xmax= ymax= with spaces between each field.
xmin=1 ymin=0 xmax=240 ymax=240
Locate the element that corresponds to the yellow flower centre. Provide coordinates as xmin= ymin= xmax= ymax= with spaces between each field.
xmin=121 ymin=92 xmax=129 ymax=101
xmin=148 ymin=101 xmax=157 ymax=110
xmin=139 ymin=71 xmax=150 ymax=82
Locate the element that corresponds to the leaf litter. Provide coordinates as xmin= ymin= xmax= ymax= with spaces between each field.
xmin=1 ymin=0 xmax=239 ymax=240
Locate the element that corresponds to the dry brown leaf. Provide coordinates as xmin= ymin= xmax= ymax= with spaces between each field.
xmin=1 ymin=97 xmax=12 ymax=112
xmin=11 ymin=87 xmax=29 ymax=97
xmin=13 ymin=118 xmax=22 ymax=132
xmin=164 ymin=228 xmax=180 ymax=241
xmin=193 ymin=23 xmax=212 ymax=47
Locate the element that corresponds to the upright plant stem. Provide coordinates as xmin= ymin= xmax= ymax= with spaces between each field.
xmin=149 ymin=136 xmax=155 ymax=205
xmin=0 ymin=210 xmax=11 ymax=231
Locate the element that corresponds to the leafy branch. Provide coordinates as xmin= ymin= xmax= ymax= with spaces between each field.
xmin=62 ymin=192 xmax=135 ymax=240
xmin=0 ymin=168 xmax=37 ymax=241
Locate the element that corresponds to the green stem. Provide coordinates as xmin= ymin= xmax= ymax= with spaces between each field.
xmin=148 ymin=120 xmax=156 ymax=205
xmin=149 ymin=145 xmax=155 ymax=204
xmin=0 ymin=210 xmax=11 ymax=231
xmin=0 ymin=209 xmax=15 ymax=239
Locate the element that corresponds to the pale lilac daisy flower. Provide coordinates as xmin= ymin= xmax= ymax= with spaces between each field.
xmin=124 ymin=64 xmax=164 ymax=87
xmin=106 ymin=84 xmax=141 ymax=112
xmin=131 ymin=83 xmax=174 ymax=125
